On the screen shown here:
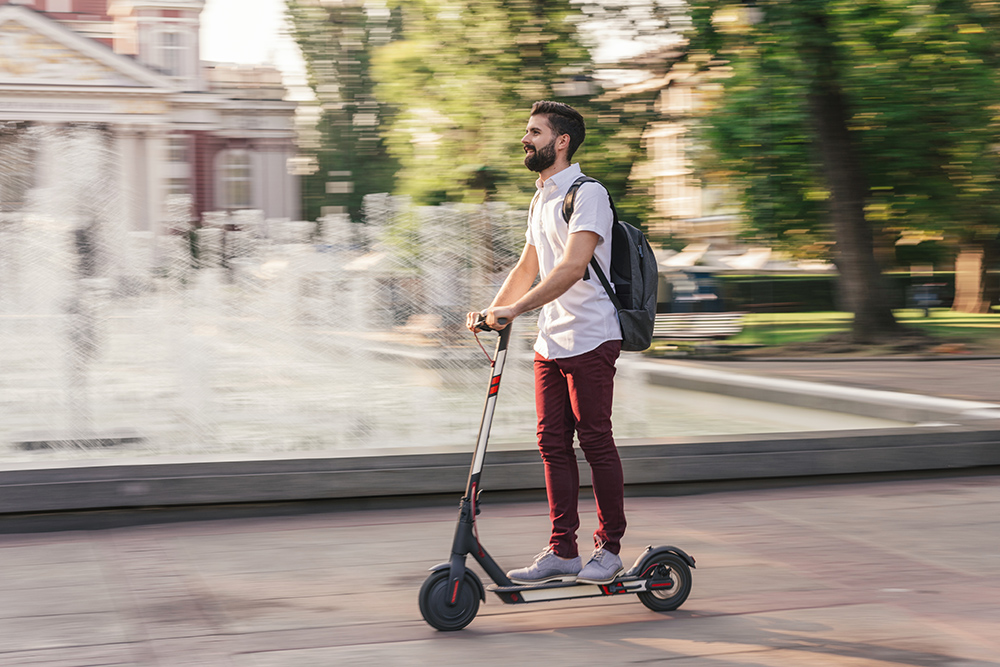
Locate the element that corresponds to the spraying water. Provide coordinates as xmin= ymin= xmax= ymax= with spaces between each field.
xmin=0 ymin=127 xmax=544 ymax=459
xmin=0 ymin=126 xmax=909 ymax=462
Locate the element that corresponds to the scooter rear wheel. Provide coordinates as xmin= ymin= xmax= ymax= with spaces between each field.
xmin=637 ymin=552 xmax=692 ymax=612
xmin=418 ymin=570 xmax=480 ymax=631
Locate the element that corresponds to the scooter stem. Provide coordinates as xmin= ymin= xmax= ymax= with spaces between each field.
xmin=446 ymin=325 xmax=514 ymax=603
xmin=464 ymin=324 xmax=511 ymax=497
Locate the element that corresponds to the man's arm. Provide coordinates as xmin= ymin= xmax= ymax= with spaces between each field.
xmin=466 ymin=242 xmax=539 ymax=331
xmin=482 ymin=230 xmax=599 ymax=329
xmin=491 ymin=242 xmax=539 ymax=309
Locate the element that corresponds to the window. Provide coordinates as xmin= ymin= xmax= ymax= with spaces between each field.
xmin=159 ymin=31 xmax=186 ymax=77
xmin=167 ymin=135 xmax=189 ymax=163
xmin=219 ymin=151 xmax=252 ymax=209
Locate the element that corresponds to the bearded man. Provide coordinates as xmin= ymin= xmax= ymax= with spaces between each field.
xmin=466 ymin=100 xmax=626 ymax=585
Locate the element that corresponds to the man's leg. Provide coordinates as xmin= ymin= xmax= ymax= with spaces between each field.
xmin=534 ymin=352 xmax=581 ymax=559
xmin=563 ymin=340 xmax=625 ymax=554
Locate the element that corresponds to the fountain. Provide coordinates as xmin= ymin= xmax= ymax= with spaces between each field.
xmin=0 ymin=126 xmax=912 ymax=463
xmin=0 ymin=126 xmax=543 ymax=459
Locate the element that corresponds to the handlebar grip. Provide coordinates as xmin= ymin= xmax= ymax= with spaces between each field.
xmin=474 ymin=315 xmax=508 ymax=332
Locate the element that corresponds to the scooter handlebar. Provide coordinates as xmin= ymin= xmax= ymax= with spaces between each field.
xmin=474 ymin=314 xmax=509 ymax=332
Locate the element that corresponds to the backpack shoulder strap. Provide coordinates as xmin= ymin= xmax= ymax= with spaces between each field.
xmin=562 ymin=176 xmax=598 ymax=222
xmin=561 ymin=176 xmax=622 ymax=310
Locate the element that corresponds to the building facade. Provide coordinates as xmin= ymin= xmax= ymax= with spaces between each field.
xmin=0 ymin=0 xmax=299 ymax=233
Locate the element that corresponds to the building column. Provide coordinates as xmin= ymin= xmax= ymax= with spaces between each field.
xmin=284 ymin=147 xmax=300 ymax=221
xmin=144 ymin=127 xmax=168 ymax=237
xmin=113 ymin=124 xmax=143 ymax=233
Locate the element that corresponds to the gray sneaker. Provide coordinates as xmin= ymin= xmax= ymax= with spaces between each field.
xmin=507 ymin=547 xmax=582 ymax=584
xmin=576 ymin=547 xmax=624 ymax=584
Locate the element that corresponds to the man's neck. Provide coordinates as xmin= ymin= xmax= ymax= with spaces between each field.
xmin=538 ymin=158 xmax=572 ymax=184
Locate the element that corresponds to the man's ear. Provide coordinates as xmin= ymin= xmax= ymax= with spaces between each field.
xmin=557 ymin=133 xmax=571 ymax=153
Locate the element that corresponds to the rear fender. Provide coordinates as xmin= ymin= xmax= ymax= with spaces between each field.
xmin=626 ymin=546 xmax=696 ymax=577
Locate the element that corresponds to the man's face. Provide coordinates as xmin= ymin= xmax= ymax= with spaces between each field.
xmin=522 ymin=114 xmax=559 ymax=173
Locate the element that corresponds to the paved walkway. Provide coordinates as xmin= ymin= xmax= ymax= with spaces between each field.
xmin=2 ymin=473 xmax=999 ymax=666
xmin=689 ymin=357 xmax=1000 ymax=404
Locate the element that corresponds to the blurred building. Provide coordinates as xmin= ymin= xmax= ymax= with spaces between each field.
xmin=645 ymin=61 xmax=741 ymax=247
xmin=603 ymin=50 xmax=741 ymax=247
xmin=0 ymin=0 xmax=299 ymax=229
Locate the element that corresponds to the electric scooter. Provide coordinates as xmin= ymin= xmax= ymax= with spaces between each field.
xmin=418 ymin=318 xmax=695 ymax=631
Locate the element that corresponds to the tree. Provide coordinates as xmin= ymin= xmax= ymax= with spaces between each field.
xmin=286 ymin=0 xmax=402 ymax=222
xmin=691 ymin=1 xmax=1000 ymax=338
xmin=289 ymin=0 xmax=683 ymax=231
xmin=369 ymin=0 xmax=654 ymax=221
xmin=839 ymin=3 xmax=1000 ymax=313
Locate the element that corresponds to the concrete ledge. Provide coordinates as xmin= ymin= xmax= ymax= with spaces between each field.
xmin=2 ymin=426 xmax=998 ymax=514
xmin=638 ymin=360 xmax=1000 ymax=423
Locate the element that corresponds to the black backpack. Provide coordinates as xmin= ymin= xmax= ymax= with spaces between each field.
xmin=562 ymin=176 xmax=658 ymax=352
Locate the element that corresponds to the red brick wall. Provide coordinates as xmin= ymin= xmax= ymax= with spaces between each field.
xmin=2 ymin=0 xmax=112 ymax=21
xmin=191 ymin=131 xmax=222 ymax=223
xmin=76 ymin=0 xmax=108 ymax=16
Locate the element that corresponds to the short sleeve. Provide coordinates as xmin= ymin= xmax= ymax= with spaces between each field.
xmin=566 ymin=181 xmax=613 ymax=245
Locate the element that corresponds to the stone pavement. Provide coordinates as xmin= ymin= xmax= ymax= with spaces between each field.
xmin=1 ymin=473 xmax=999 ymax=666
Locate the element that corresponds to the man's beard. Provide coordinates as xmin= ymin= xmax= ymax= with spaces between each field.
xmin=524 ymin=138 xmax=557 ymax=172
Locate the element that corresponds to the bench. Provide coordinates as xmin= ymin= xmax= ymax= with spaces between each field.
xmin=743 ymin=302 xmax=802 ymax=313
xmin=653 ymin=312 xmax=746 ymax=341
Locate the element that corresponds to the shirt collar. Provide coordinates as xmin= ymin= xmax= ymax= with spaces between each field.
xmin=535 ymin=163 xmax=582 ymax=192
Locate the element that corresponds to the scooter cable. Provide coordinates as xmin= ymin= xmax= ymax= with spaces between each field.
xmin=473 ymin=330 xmax=495 ymax=366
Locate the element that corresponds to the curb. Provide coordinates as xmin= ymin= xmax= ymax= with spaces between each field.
xmin=3 ymin=359 xmax=999 ymax=515
xmin=1 ymin=427 xmax=999 ymax=514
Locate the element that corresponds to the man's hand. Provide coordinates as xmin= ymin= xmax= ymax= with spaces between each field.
xmin=466 ymin=307 xmax=514 ymax=332
xmin=484 ymin=306 xmax=515 ymax=330
xmin=465 ymin=310 xmax=485 ymax=332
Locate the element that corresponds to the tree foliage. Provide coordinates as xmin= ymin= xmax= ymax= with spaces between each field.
xmin=699 ymin=2 xmax=1000 ymax=246
xmin=372 ymin=0 xmax=655 ymax=216
xmin=289 ymin=0 xmax=657 ymax=225
xmin=287 ymin=1 xmax=402 ymax=221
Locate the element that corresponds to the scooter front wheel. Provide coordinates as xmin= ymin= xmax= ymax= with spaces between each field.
xmin=637 ymin=552 xmax=692 ymax=612
xmin=418 ymin=570 xmax=480 ymax=631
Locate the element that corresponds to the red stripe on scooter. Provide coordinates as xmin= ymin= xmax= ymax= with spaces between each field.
xmin=489 ymin=376 xmax=501 ymax=396
xmin=451 ymin=580 xmax=460 ymax=604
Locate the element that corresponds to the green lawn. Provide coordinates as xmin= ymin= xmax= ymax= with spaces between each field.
xmin=728 ymin=309 xmax=1000 ymax=351
xmin=647 ymin=309 xmax=1000 ymax=355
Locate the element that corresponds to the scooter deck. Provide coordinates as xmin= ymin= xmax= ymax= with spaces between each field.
xmin=486 ymin=575 xmax=642 ymax=594
xmin=486 ymin=575 xmax=662 ymax=604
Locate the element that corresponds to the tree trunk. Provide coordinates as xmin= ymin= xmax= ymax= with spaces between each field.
xmin=798 ymin=6 xmax=898 ymax=343
xmin=953 ymin=244 xmax=991 ymax=313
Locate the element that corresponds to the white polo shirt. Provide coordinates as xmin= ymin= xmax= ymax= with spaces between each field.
xmin=525 ymin=163 xmax=621 ymax=359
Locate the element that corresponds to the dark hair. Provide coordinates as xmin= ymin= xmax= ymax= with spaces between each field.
xmin=530 ymin=100 xmax=586 ymax=160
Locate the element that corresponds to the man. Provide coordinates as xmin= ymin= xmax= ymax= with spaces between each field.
xmin=466 ymin=100 xmax=625 ymax=585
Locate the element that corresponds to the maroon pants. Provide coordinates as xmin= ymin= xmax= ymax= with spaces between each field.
xmin=534 ymin=339 xmax=625 ymax=558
